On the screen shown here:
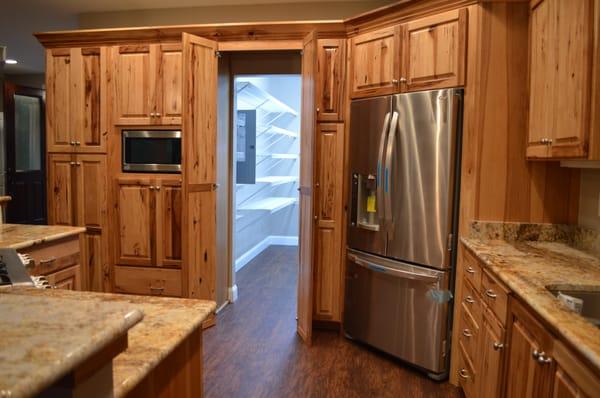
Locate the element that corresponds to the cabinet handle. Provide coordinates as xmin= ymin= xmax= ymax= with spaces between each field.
xmin=464 ymin=295 xmax=475 ymax=304
xmin=532 ymin=349 xmax=544 ymax=360
xmin=458 ymin=369 xmax=470 ymax=380
xmin=493 ymin=342 xmax=504 ymax=351
xmin=392 ymin=79 xmax=399 ymax=84
xmin=74 ymin=141 xmax=81 ymax=146
xmin=537 ymin=355 xmax=552 ymax=365
xmin=70 ymin=141 xmax=76 ymax=146
xmin=466 ymin=266 xmax=476 ymax=274
xmin=155 ymin=186 xmax=161 ymax=191
xmin=485 ymin=289 xmax=497 ymax=299
xmin=75 ymin=162 xmax=81 ymax=166
xmin=149 ymin=186 xmax=155 ymax=191
xmin=149 ymin=286 xmax=164 ymax=294
xmin=39 ymin=257 xmax=57 ymax=266
xmin=316 ymin=107 xmax=320 ymax=113
xmin=70 ymin=161 xmax=76 ymax=166
xmin=399 ymin=77 xmax=407 ymax=83
xmin=155 ymin=113 xmax=161 ymax=117
xmin=150 ymin=112 xmax=156 ymax=117
xmin=462 ymin=329 xmax=472 ymax=338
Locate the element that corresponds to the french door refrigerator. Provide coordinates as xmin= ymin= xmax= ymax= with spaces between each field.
xmin=344 ymin=88 xmax=463 ymax=379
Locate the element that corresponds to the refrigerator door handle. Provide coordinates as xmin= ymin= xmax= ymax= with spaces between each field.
xmin=384 ymin=111 xmax=399 ymax=225
xmin=348 ymin=252 xmax=440 ymax=283
xmin=377 ymin=112 xmax=391 ymax=223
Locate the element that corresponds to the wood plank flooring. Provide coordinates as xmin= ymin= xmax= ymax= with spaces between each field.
xmin=203 ymin=245 xmax=461 ymax=398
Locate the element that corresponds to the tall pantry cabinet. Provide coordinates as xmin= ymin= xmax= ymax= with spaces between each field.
xmin=46 ymin=47 xmax=110 ymax=292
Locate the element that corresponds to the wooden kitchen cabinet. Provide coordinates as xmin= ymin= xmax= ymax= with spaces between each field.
xmin=112 ymin=43 xmax=182 ymax=125
xmin=401 ymin=8 xmax=467 ymax=92
xmin=47 ymin=153 xmax=109 ymax=291
xmin=527 ymin=0 xmax=594 ymax=159
xmin=46 ymin=264 xmax=82 ymax=290
xmin=313 ymin=123 xmax=345 ymax=321
xmin=479 ymin=308 xmax=506 ymax=398
xmin=349 ymin=25 xmax=401 ymax=98
xmin=505 ymin=298 xmax=555 ymax=398
xmin=46 ymin=47 xmax=107 ymax=153
xmin=115 ymin=177 xmax=182 ymax=268
xmin=316 ymin=39 xmax=346 ymax=121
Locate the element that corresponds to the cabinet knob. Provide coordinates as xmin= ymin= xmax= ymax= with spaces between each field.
xmin=155 ymin=113 xmax=161 ymax=117
xmin=485 ymin=289 xmax=497 ymax=299
xmin=464 ymin=295 xmax=475 ymax=304
xmin=466 ymin=266 xmax=476 ymax=274
xmin=75 ymin=141 xmax=81 ymax=146
xmin=392 ymin=79 xmax=399 ymax=85
xmin=150 ymin=112 xmax=156 ymax=117
xmin=400 ymin=77 xmax=407 ymax=83
xmin=493 ymin=342 xmax=504 ymax=351
xmin=155 ymin=186 xmax=161 ymax=191
xmin=316 ymin=107 xmax=320 ymax=113
xmin=462 ymin=329 xmax=472 ymax=338
xmin=458 ymin=369 xmax=470 ymax=380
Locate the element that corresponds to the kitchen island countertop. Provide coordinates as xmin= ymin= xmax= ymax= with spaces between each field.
xmin=0 ymin=224 xmax=85 ymax=250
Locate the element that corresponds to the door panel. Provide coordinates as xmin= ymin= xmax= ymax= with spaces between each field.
xmin=386 ymin=90 xmax=460 ymax=269
xmin=347 ymin=96 xmax=391 ymax=257
xmin=48 ymin=154 xmax=75 ymax=226
xmin=156 ymin=182 xmax=182 ymax=267
xmin=402 ymin=9 xmax=467 ymax=91
xmin=316 ymin=39 xmax=346 ymax=121
xmin=46 ymin=49 xmax=73 ymax=152
xmin=350 ymin=26 xmax=401 ymax=98
xmin=181 ymin=33 xmax=218 ymax=299
xmin=75 ymin=154 xmax=107 ymax=228
xmin=297 ymin=31 xmax=317 ymax=343
xmin=158 ymin=43 xmax=183 ymax=125
xmin=113 ymin=45 xmax=155 ymax=125
xmin=479 ymin=309 xmax=506 ymax=398
xmin=83 ymin=230 xmax=110 ymax=292
xmin=116 ymin=179 xmax=154 ymax=266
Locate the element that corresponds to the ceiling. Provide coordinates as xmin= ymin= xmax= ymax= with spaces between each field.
xmin=0 ymin=0 xmax=385 ymax=75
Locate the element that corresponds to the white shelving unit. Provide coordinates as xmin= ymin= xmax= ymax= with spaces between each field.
xmin=238 ymin=197 xmax=298 ymax=214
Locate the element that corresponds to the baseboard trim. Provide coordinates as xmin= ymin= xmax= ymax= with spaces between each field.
xmin=235 ymin=235 xmax=298 ymax=272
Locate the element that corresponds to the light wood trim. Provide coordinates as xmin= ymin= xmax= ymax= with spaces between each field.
xmin=553 ymin=340 xmax=600 ymax=395
xmin=217 ymin=40 xmax=303 ymax=51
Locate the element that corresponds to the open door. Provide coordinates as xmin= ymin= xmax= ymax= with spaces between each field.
xmin=181 ymin=33 xmax=219 ymax=300
xmin=297 ymin=31 xmax=317 ymax=343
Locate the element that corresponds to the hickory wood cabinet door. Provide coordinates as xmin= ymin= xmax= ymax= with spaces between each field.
xmin=527 ymin=0 xmax=593 ymax=159
xmin=46 ymin=47 xmax=107 ymax=153
xmin=113 ymin=43 xmax=182 ymax=125
xmin=479 ymin=308 xmax=506 ymax=398
xmin=155 ymin=180 xmax=182 ymax=267
xmin=46 ymin=264 xmax=82 ymax=290
xmin=316 ymin=39 xmax=346 ymax=122
xmin=349 ymin=25 xmax=401 ymax=98
xmin=47 ymin=154 xmax=76 ymax=226
xmin=505 ymin=298 xmax=555 ymax=398
xmin=313 ymin=123 xmax=345 ymax=321
xmin=401 ymin=8 xmax=467 ymax=92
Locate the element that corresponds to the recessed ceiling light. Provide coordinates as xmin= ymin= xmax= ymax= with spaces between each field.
xmin=5 ymin=59 xmax=17 ymax=64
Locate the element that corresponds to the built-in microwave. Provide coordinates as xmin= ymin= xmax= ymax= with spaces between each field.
xmin=122 ymin=130 xmax=181 ymax=173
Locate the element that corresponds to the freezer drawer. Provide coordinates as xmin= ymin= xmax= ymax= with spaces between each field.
xmin=343 ymin=249 xmax=450 ymax=376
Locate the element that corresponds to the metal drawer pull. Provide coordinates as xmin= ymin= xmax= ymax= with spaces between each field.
xmin=466 ymin=266 xmax=476 ymax=274
xmin=458 ymin=369 xmax=470 ymax=379
xmin=485 ymin=289 xmax=497 ymax=299
xmin=532 ymin=349 xmax=544 ymax=359
xmin=462 ymin=329 xmax=472 ymax=338
xmin=39 ymin=257 xmax=57 ymax=266
xmin=493 ymin=342 xmax=504 ymax=351
xmin=465 ymin=295 xmax=475 ymax=304
xmin=149 ymin=286 xmax=164 ymax=293
xmin=537 ymin=355 xmax=552 ymax=364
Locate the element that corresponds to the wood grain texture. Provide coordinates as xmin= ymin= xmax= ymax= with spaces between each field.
xmin=114 ymin=265 xmax=183 ymax=297
xmin=156 ymin=181 xmax=182 ymax=268
xmin=316 ymin=39 xmax=346 ymax=121
xmin=47 ymin=154 xmax=75 ymax=226
xmin=158 ymin=43 xmax=183 ymax=125
xmin=478 ymin=307 xmax=506 ymax=398
xmin=203 ymin=246 xmax=461 ymax=398
xmin=349 ymin=25 xmax=401 ymax=98
xmin=46 ymin=264 xmax=82 ymax=291
xmin=297 ymin=31 xmax=317 ymax=344
xmin=401 ymin=8 xmax=467 ymax=91
xmin=313 ymin=123 xmax=345 ymax=322
xmin=181 ymin=33 xmax=218 ymax=300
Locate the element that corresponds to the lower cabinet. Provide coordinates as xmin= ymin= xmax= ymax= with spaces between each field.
xmin=114 ymin=266 xmax=182 ymax=297
xmin=46 ymin=264 xmax=82 ymax=290
xmin=478 ymin=308 xmax=506 ymax=398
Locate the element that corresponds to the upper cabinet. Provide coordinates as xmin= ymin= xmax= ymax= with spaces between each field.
xmin=527 ymin=0 xmax=594 ymax=159
xmin=316 ymin=39 xmax=346 ymax=121
xmin=401 ymin=9 xmax=467 ymax=92
xmin=349 ymin=25 xmax=401 ymax=98
xmin=349 ymin=8 xmax=468 ymax=99
xmin=46 ymin=47 xmax=107 ymax=153
xmin=112 ymin=43 xmax=182 ymax=126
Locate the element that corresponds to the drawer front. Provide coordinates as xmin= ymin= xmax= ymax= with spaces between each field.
xmin=114 ymin=266 xmax=182 ymax=297
xmin=457 ymin=342 xmax=477 ymax=398
xmin=481 ymin=269 xmax=509 ymax=324
xmin=21 ymin=236 xmax=81 ymax=276
xmin=461 ymin=277 xmax=482 ymax=325
xmin=459 ymin=301 xmax=480 ymax=362
xmin=46 ymin=264 xmax=82 ymax=291
xmin=463 ymin=249 xmax=482 ymax=291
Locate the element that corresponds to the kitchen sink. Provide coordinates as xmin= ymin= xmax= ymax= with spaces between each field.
xmin=547 ymin=287 xmax=600 ymax=328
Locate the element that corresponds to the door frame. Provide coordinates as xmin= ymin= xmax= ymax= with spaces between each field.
xmin=3 ymin=82 xmax=47 ymax=224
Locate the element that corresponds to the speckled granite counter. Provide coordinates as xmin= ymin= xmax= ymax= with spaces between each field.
xmin=0 ymin=224 xmax=85 ymax=250
xmin=0 ymin=292 xmax=143 ymax=397
xmin=1 ymin=288 xmax=216 ymax=397
xmin=461 ymin=222 xmax=600 ymax=371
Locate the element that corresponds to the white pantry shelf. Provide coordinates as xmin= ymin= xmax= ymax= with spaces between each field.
xmin=238 ymin=197 xmax=297 ymax=213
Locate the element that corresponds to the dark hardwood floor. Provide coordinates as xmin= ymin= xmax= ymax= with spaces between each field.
xmin=203 ymin=245 xmax=461 ymax=398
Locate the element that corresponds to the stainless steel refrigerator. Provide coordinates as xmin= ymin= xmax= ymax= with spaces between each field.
xmin=343 ymin=88 xmax=463 ymax=379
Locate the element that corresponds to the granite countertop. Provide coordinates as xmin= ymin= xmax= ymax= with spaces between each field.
xmin=461 ymin=236 xmax=600 ymax=371
xmin=0 ymin=224 xmax=86 ymax=250
xmin=0 ymin=292 xmax=143 ymax=397
xmin=1 ymin=288 xmax=216 ymax=397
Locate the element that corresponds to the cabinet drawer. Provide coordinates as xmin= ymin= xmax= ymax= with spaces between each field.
xmin=46 ymin=264 xmax=81 ymax=291
xmin=21 ymin=236 xmax=81 ymax=276
xmin=481 ymin=269 xmax=509 ymax=324
xmin=114 ymin=266 xmax=182 ymax=297
xmin=462 ymin=249 xmax=482 ymax=291
xmin=457 ymin=342 xmax=477 ymax=398
xmin=461 ymin=277 xmax=482 ymax=325
xmin=459 ymin=301 xmax=480 ymax=362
